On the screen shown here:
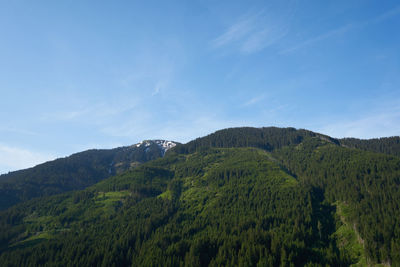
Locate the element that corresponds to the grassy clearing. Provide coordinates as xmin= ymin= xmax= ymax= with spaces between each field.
xmin=95 ymin=191 xmax=129 ymax=203
xmin=11 ymin=229 xmax=71 ymax=250
xmin=158 ymin=190 xmax=172 ymax=200
xmin=22 ymin=231 xmax=53 ymax=242
xmin=19 ymin=190 xmax=131 ymax=246
xmin=334 ymin=202 xmax=368 ymax=266
xmin=94 ymin=191 xmax=130 ymax=216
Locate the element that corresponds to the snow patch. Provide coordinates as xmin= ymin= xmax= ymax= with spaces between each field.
xmin=133 ymin=140 xmax=176 ymax=156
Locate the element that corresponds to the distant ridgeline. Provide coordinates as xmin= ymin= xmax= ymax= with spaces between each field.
xmin=172 ymin=126 xmax=400 ymax=157
xmin=0 ymin=140 xmax=177 ymax=210
xmin=339 ymin=136 xmax=400 ymax=157
xmin=0 ymin=127 xmax=400 ymax=266
xmin=171 ymin=127 xmax=340 ymax=154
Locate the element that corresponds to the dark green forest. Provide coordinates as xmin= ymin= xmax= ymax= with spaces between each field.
xmin=0 ymin=140 xmax=171 ymax=210
xmin=340 ymin=136 xmax=400 ymax=157
xmin=0 ymin=127 xmax=399 ymax=266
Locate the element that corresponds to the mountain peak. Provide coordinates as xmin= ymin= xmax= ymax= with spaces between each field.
xmin=134 ymin=139 xmax=177 ymax=155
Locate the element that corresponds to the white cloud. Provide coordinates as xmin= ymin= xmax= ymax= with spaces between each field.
xmin=0 ymin=144 xmax=57 ymax=174
xmin=211 ymin=10 xmax=290 ymax=54
xmin=100 ymin=110 xmax=153 ymax=140
xmin=280 ymin=23 xmax=355 ymax=54
xmin=39 ymin=99 xmax=142 ymax=125
xmin=211 ymin=15 xmax=256 ymax=48
xmin=372 ymin=5 xmax=400 ymax=23
xmin=281 ymin=5 xmax=400 ymax=55
xmin=152 ymin=81 xmax=165 ymax=96
xmin=100 ymin=105 xmax=250 ymax=144
xmin=0 ymin=127 xmax=38 ymax=136
xmin=241 ymin=28 xmax=287 ymax=53
xmin=116 ymin=43 xmax=177 ymax=94
xmin=155 ymin=116 xmax=248 ymax=143
xmin=318 ymin=109 xmax=400 ymax=139
xmin=40 ymin=109 xmax=90 ymax=121
xmin=242 ymin=95 xmax=265 ymax=107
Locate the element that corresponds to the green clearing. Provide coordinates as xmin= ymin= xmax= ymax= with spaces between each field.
xmin=94 ymin=190 xmax=130 ymax=204
xmin=334 ymin=202 xmax=368 ymax=266
xmin=158 ymin=189 xmax=173 ymax=200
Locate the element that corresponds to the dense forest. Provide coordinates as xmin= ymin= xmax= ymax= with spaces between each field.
xmin=274 ymin=137 xmax=400 ymax=264
xmin=0 ymin=140 xmax=173 ymax=210
xmin=172 ymin=127 xmax=339 ymax=154
xmin=0 ymin=127 xmax=399 ymax=266
xmin=340 ymin=136 xmax=400 ymax=157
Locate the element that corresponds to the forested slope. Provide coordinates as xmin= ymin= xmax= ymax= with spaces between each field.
xmin=274 ymin=137 xmax=400 ymax=264
xmin=340 ymin=136 xmax=400 ymax=157
xmin=0 ymin=141 xmax=174 ymax=210
xmin=0 ymin=147 xmax=350 ymax=266
xmin=0 ymin=127 xmax=399 ymax=266
xmin=172 ymin=127 xmax=339 ymax=154
xmin=173 ymin=127 xmax=400 ymax=158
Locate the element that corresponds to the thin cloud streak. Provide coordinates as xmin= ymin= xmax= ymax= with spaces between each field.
xmin=318 ymin=111 xmax=400 ymax=139
xmin=40 ymin=109 xmax=90 ymax=121
xmin=280 ymin=23 xmax=355 ymax=54
xmin=39 ymin=100 xmax=141 ymax=124
xmin=242 ymin=95 xmax=266 ymax=107
xmin=0 ymin=127 xmax=38 ymax=136
xmin=101 ymin=108 xmax=251 ymax=144
xmin=372 ymin=5 xmax=400 ymax=23
xmin=152 ymin=81 xmax=165 ymax=96
xmin=281 ymin=5 xmax=400 ymax=54
xmin=211 ymin=14 xmax=257 ymax=48
xmin=241 ymin=27 xmax=288 ymax=53
xmin=211 ymin=10 xmax=290 ymax=54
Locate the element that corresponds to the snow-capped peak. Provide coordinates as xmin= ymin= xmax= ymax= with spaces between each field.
xmin=134 ymin=140 xmax=176 ymax=155
xmin=154 ymin=140 xmax=176 ymax=151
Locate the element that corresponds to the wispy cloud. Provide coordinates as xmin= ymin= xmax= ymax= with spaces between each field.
xmin=0 ymin=144 xmax=57 ymax=174
xmin=155 ymin=115 xmax=256 ymax=143
xmin=39 ymin=99 xmax=143 ymax=125
xmin=241 ymin=28 xmax=287 ymax=53
xmin=242 ymin=94 xmax=266 ymax=107
xmin=100 ymin=104 xmax=250 ymax=144
xmin=318 ymin=104 xmax=400 ymax=139
xmin=40 ymin=109 xmax=90 ymax=121
xmin=152 ymin=81 xmax=166 ymax=96
xmin=211 ymin=9 xmax=291 ymax=54
xmin=212 ymin=14 xmax=257 ymax=48
xmin=280 ymin=23 xmax=355 ymax=54
xmin=0 ymin=127 xmax=38 ymax=136
xmin=281 ymin=5 xmax=400 ymax=54
xmin=116 ymin=42 xmax=178 ymax=96
xmin=371 ymin=5 xmax=400 ymax=23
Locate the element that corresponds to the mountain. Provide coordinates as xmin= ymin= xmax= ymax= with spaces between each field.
xmin=339 ymin=136 xmax=400 ymax=157
xmin=172 ymin=127 xmax=400 ymax=157
xmin=0 ymin=127 xmax=399 ymax=266
xmin=0 ymin=140 xmax=177 ymax=210
xmin=172 ymin=127 xmax=339 ymax=154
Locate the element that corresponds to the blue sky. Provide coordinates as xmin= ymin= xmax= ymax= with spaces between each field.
xmin=1 ymin=0 xmax=400 ymax=174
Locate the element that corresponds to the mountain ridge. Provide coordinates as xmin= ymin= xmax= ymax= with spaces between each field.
xmin=0 ymin=139 xmax=177 ymax=210
xmin=0 ymin=127 xmax=399 ymax=266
